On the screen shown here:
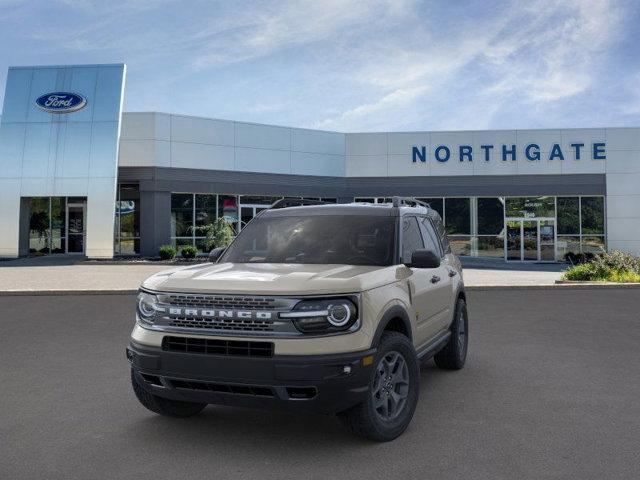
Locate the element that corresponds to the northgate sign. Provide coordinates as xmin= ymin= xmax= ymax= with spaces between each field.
xmin=411 ymin=142 xmax=606 ymax=163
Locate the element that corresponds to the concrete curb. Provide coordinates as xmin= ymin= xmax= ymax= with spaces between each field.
xmin=468 ymin=283 xmax=640 ymax=291
xmin=2 ymin=283 xmax=640 ymax=296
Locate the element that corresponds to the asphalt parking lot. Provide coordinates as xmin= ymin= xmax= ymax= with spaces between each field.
xmin=1 ymin=289 xmax=639 ymax=480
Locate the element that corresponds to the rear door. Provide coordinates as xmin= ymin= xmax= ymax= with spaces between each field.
xmin=401 ymin=216 xmax=448 ymax=347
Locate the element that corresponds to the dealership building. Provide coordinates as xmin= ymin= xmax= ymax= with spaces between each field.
xmin=1 ymin=63 xmax=639 ymax=261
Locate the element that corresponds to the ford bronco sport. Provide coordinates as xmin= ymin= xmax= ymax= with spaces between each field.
xmin=127 ymin=197 xmax=468 ymax=441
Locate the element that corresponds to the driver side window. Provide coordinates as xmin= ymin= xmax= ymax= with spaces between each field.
xmin=401 ymin=216 xmax=424 ymax=264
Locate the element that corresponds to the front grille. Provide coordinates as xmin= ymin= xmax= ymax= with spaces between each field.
xmin=162 ymin=336 xmax=274 ymax=357
xmin=167 ymin=316 xmax=275 ymax=332
xmin=165 ymin=294 xmax=279 ymax=310
xmin=169 ymin=379 xmax=274 ymax=397
xmin=151 ymin=293 xmax=300 ymax=336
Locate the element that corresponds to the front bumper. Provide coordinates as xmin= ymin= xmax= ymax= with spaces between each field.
xmin=127 ymin=341 xmax=376 ymax=414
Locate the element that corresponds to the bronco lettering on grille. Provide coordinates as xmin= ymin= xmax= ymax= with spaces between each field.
xmin=166 ymin=308 xmax=273 ymax=320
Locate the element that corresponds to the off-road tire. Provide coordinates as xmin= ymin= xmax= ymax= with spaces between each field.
xmin=131 ymin=369 xmax=207 ymax=417
xmin=338 ymin=331 xmax=419 ymax=442
xmin=434 ymin=298 xmax=468 ymax=370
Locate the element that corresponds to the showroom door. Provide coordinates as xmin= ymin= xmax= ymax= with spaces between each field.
xmin=505 ymin=219 xmax=556 ymax=261
xmin=66 ymin=202 xmax=86 ymax=254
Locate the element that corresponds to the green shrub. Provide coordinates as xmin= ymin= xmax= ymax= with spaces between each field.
xmin=180 ymin=245 xmax=198 ymax=259
xmin=594 ymin=250 xmax=640 ymax=273
xmin=563 ymin=263 xmax=599 ymax=281
xmin=563 ymin=250 xmax=640 ymax=282
xmin=159 ymin=245 xmax=177 ymax=260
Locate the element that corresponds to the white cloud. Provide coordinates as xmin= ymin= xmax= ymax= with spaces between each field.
xmin=2 ymin=0 xmax=630 ymax=130
xmin=314 ymin=0 xmax=625 ymax=130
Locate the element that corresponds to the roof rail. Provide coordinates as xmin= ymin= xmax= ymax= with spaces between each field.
xmin=270 ymin=198 xmax=328 ymax=209
xmin=391 ymin=197 xmax=431 ymax=209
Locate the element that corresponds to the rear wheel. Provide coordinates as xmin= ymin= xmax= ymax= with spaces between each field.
xmin=434 ymin=297 xmax=468 ymax=370
xmin=131 ymin=369 xmax=206 ymax=417
xmin=338 ymin=332 xmax=419 ymax=442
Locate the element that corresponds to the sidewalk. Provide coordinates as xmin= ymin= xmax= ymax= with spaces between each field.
xmin=0 ymin=257 xmax=171 ymax=294
xmin=0 ymin=256 xmax=566 ymax=294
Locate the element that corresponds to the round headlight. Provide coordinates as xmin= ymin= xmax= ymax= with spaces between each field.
xmin=137 ymin=291 xmax=157 ymax=321
xmin=284 ymin=297 xmax=358 ymax=334
xmin=327 ymin=303 xmax=352 ymax=327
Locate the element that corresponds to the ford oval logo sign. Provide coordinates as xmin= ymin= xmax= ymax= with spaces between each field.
xmin=35 ymin=92 xmax=87 ymax=114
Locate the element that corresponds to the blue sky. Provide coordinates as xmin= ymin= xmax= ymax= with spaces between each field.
xmin=1 ymin=0 xmax=639 ymax=132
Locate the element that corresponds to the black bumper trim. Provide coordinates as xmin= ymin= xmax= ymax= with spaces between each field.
xmin=127 ymin=341 xmax=376 ymax=414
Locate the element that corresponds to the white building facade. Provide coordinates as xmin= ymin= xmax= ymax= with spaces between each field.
xmin=1 ymin=64 xmax=639 ymax=261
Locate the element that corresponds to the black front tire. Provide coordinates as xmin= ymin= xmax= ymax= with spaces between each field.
xmin=131 ymin=369 xmax=207 ymax=417
xmin=434 ymin=297 xmax=468 ymax=370
xmin=338 ymin=332 xmax=420 ymax=442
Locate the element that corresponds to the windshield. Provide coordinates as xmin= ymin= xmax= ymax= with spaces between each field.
xmin=220 ymin=215 xmax=397 ymax=266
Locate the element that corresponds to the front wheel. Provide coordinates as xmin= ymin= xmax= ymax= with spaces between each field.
xmin=434 ymin=297 xmax=468 ymax=370
xmin=131 ymin=369 xmax=207 ymax=417
xmin=338 ymin=332 xmax=420 ymax=442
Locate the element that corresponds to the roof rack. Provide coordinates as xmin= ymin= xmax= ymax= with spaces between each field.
xmin=270 ymin=198 xmax=328 ymax=209
xmin=391 ymin=197 xmax=430 ymax=209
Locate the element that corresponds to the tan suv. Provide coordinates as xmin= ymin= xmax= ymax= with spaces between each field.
xmin=127 ymin=197 xmax=468 ymax=441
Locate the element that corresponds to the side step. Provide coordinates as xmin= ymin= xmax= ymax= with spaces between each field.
xmin=416 ymin=331 xmax=451 ymax=361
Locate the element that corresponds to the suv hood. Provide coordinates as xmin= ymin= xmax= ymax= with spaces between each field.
xmin=141 ymin=262 xmax=402 ymax=295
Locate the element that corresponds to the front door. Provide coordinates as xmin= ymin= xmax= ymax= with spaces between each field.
xmin=505 ymin=219 xmax=556 ymax=261
xmin=66 ymin=203 xmax=85 ymax=254
xmin=401 ymin=216 xmax=452 ymax=346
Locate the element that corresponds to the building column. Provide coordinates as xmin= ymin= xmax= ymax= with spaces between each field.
xmin=0 ymin=180 xmax=20 ymax=258
xmin=139 ymin=189 xmax=171 ymax=257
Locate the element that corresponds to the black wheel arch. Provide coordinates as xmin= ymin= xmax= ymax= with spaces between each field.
xmin=456 ymin=286 xmax=466 ymax=302
xmin=371 ymin=305 xmax=413 ymax=347
xmin=448 ymin=286 xmax=467 ymax=329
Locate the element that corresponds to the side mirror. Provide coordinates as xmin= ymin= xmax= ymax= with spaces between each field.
xmin=407 ymin=249 xmax=440 ymax=269
xmin=208 ymin=247 xmax=225 ymax=263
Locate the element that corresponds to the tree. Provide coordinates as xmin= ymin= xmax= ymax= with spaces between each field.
xmin=192 ymin=218 xmax=234 ymax=251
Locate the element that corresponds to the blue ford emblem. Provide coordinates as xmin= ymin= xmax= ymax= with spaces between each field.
xmin=35 ymin=92 xmax=87 ymax=114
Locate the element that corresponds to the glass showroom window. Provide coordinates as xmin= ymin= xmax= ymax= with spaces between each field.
xmin=194 ymin=194 xmax=217 ymax=252
xmin=114 ymin=184 xmax=140 ymax=255
xmin=556 ymin=196 xmax=606 ymax=257
xmin=416 ymin=198 xmax=443 ymax=219
xmin=28 ymin=197 xmax=67 ymax=255
xmin=477 ymin=198 xmax=505 ymax=258
xmin=171 ymin=193 xmax=218 ymax=253
xmin=557 ymin=197 xmax=580 ymax=259
xmin=580 ymin=197 xmax=605 ymax=254
xmin=445 ymin=198 xmax=471 ymax=256
xmin=505 ymin=196 xmax=555 ymax=218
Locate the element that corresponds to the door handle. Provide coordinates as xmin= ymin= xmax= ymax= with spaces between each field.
xmin=448 ymin=269 xmax=457 ymax=277
xmin=430 ymin=275 xmax=441 ymax=284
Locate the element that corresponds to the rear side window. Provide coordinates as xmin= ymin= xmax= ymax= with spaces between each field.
xmin=401 ymin=217 xmax=424 ymax=264
xmin=419 ymin=217 xmax=443 ymax=257
xmin=430 ymin=214 xmax=451 ymax=254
